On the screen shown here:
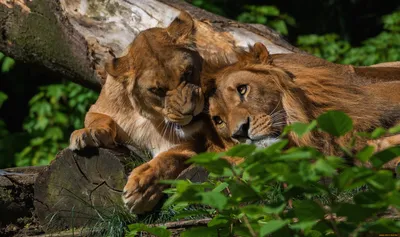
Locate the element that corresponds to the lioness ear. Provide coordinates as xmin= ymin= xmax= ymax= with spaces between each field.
xmin=105 ymin=55 xmax=132 ymax=79
xmin=250 ymin=42 xmax=272 ymax=64
xmin=167 ymin=11 xmax=195 ymax=42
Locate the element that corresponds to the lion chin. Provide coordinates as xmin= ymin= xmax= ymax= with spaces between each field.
xmin=170 ymin=119 xmax=203 ymax=139
xmin=235 ymin=136 xmax=281 ymax=148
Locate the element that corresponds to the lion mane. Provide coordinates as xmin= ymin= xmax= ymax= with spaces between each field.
xmin=205 ymin=43 xmax=400 ymax=157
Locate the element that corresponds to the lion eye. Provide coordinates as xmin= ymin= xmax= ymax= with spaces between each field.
xmin=237 ymin=85 xmax=248 ymax=96
xmin=212 ymin=116 xmax=224 ymax=125
xmin=149 ymin=87 xmax=166 ymax=97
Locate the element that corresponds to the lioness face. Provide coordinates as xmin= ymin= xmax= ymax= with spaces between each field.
xmin=209 ymin=69 xmax=288 ymax=148
xmin=106 ymin=12 xmax=205 ymax=139
xmin=131 ymin=45 xmax=204 ymax=126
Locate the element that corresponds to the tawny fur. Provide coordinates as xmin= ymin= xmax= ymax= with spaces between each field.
xmin=69 ymin=12 xmax=226 ymax=214
xmin=206 ymin=43 xmax=400 ymax=164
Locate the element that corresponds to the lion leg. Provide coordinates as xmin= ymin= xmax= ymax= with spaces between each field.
xmin=123 ymin=144 xmax=196 ymax=214
xmin=69 ymin=112 xmax=117 ymax=150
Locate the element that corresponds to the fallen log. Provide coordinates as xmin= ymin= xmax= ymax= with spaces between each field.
xmin=33 ymin=147 xmax=208 ymax=232
xmin=0 ymin=0 xmax=299 ymax=90
xmin=0 ymin=166 xmax=46 ymax=236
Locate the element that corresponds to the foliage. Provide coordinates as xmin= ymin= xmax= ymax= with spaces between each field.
xmin=237 ymin=5 xmax=295 ymax=35
xmin=15 ymin=82 xmax=98 ymax=166
xmin=297 ymin=11 xmax=400 ymax=66
xmin=0 ymin=52 xmax=15 ymax=73
xmin=127 ymin=111 xmax=400 ymax=236
xmin=189 ymin=0 xmax=226 ymax=16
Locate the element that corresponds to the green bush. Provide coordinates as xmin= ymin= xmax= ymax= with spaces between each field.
xmin=297 ymin=11 xmax=400 ymax=66
xmin=16 ymin=82 xmax=98 ymax=166
xmin=127 ymin=111 xmax=400 ymax=236
xmin=237 ymin=5 xmax=295 ymax=35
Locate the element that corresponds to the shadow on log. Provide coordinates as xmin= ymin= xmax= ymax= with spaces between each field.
xmin=33 ymin=147 xmax=208 ymax=232
xmin=0 ymin=166 xmax=46 ymax=236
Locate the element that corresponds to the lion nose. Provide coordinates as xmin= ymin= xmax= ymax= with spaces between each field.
xmin=232 ymin=118 xmax=250 ymax=140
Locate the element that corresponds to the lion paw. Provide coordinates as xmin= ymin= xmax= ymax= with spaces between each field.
xmin=123 ymin=163 xmax=165 ymax=214
xmin=69 ymin=127 xmax=116 ymax=150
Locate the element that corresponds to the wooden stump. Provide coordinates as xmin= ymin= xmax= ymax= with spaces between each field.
xmin=33 ymin=147 xmax=208 ymax=232
xmin=33 ymin=148 xmax=133 ymax=231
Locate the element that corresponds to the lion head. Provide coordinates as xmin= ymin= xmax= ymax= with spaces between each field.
xmin=206 ymin=43 xmax=399 ymax=154
xmin=105 ymin=12 xmax=204 ymax=139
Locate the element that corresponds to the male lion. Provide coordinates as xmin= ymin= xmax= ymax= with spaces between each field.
xmin=69 ymin=13 xmax=226 ymax=214
xmin=206 ymin=43 xmax=400 ymax=160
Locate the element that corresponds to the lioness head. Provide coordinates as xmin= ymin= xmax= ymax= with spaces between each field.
xmin=105 ymin=12 xmax=204 ymax=138
xmin=207 ymin=43 xmax=298 ymax=148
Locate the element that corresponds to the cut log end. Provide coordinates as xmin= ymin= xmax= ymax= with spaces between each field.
xmin=33 ymin=148 xmax=129 ymax=231
xmin=33 ymin=147 xmax=208 ymax=232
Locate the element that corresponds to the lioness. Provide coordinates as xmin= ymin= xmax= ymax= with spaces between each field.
xmin=69 ymin=13 xmax=227 ymax=214
xmin=206 ymin=43 xmax=400 ymax=159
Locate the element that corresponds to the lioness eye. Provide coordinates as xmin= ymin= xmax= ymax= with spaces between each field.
xmin=212 ymin=116 xmax=224 ymax=125
xmin=149 ymin=87 xmax=166 ymax=97
xmin=237 ymin=85 xmax=247 ymax=96
xmin=181 ymin=68 xmax=193 ymax=82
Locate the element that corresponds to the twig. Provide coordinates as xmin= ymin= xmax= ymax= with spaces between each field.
xmin=149 ymin=218 xmax=211 ymax=229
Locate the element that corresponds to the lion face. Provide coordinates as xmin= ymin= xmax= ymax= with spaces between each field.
xmin=209 ymin=69 xmax=288 ymax=147
xmin=207 ymin=43 xmax=297 ymax=148
xmin=105 ymin=12 xmax=204 ymax=139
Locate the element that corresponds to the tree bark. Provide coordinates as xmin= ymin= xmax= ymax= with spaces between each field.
xmin=0 ymin=0 xmax=299 ymax=90
xmin=0 ymin=166 xmax=46 ymax=237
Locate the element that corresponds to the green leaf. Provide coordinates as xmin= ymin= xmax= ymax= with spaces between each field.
xmin=278 ymin=150 xmax=315 ymax=161
xmin=335 ymin=203 xmax=377 ymax=223
xmin=212 ymin=182 xmax=229 ymax=192
xmin=261 ymin=139 xmax=289 ymax=155
xmin=263 ymin=202 xmax=286 ymax=214
xmin=188 ymin=152 xmax=222 ymax=164
xmin=293 ymin=200 xmax=325 ymax=221
xmin=356 ymin=145 xmax=375 ymax=162
xmin=313 ymin=159 xmax=336 ymax=176
xmin=289 ymin=120 xmax=317 ymax=138
xmin=0 ymin=91 xmax=8 ymax=108
xmin=1 ymin=57 xmax=15 ymax=73
xmin=208 ymin=214 xmax=230 ymax=227
xmin=317 ymin=111 xmax=353 ymax=136
xmin=370 ymin=127 xmax=387 ymax=139
xmin=354 ymin=191 xmax=386 ymax=208
xmin=335 ymin=167 xmax=374 ymax=191
xmin=259 ymin=219 xmax=289 ymax=236
xmin=370 ymin=146 xmax=400 ymax=168
xmin=226 ymin=144 xmax=256 ymax=157
xmin=389 ymin=125 xmax=400 ymax=134
xmin=127 ymin=223 xmax=171 ymax=237
xmin=290 ymin=220 xmax=318 ymax=230
xmin=367 ymin=171 xmax=395 ymax=192
xmin=197 ymin=192 xmax=227 ymax=210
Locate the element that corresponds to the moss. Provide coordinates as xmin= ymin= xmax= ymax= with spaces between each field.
xmin=4 ymin=0 xmax=99 ymax=89
xmin=0 ymin=187 xmax=13 ymax=202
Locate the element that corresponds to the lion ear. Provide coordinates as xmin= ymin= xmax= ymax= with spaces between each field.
xmin=167 ymin=11 xmax=195 ymax=42
xmin=250 ymin=42 xmax=272 ymax=64
xmin=202 ymin=77 xmax=217 ymax=98
xmin=105 ymin=55 xmax=132 ymax=80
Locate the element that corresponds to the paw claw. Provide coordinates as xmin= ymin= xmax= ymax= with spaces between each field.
xmin=123 ymin=164 xmax=165 ymax=214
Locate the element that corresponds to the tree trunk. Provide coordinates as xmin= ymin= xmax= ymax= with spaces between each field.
xmin=0 ymin=0 xmax=299 ymax=90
